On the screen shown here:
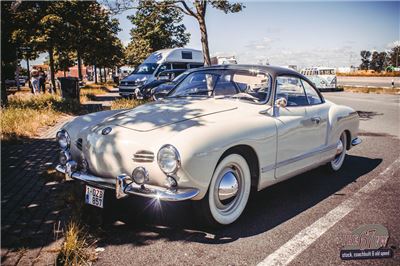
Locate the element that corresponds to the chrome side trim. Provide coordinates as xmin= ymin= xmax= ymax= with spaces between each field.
xmin=351 ymin=137 xmax=362 ymax=146
xmin=261 ymin=143 xmax=336 ymax=173
xmin=337 ymin=111 xmax=359 ymax=122
xmin=277 ymin=143 xmax=336 ymax=168
xmin=56 ymin=164 xmax=199 ymax=201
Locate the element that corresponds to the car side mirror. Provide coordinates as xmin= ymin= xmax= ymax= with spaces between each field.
xmin=275 ymin=97 xmax=287 ymax=108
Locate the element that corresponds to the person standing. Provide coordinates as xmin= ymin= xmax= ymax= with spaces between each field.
xmin=30 ymin=68 xmax=40 ymax=95
xmin=38 ymin=67 xmax=47 ymax=93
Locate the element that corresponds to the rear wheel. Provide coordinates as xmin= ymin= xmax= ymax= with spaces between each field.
xmin=328 ymin=132 xmax=347 ymax=171
xmin=196 ymin=153 xmax=251 ymax=226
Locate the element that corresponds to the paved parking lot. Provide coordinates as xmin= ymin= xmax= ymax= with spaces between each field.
xmin=1 ymin=92 xmax=399 ymax=265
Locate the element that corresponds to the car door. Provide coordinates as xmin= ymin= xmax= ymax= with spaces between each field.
xmin=274 ymin=76 xmax=328 ymax=180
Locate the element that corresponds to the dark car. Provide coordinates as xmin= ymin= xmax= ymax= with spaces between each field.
xmin=151 ymin=71 xmax=192 ymax=100
xmin=135 ymin=69 xmax=187 ymax=100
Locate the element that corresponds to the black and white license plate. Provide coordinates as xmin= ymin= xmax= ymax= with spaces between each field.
xmin=85 ymin=185 xmax=104 ymax=208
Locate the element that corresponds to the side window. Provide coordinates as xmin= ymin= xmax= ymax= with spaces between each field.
xmin=156 ymin=63 xmax=171 ymax=75
xmin=214 ymin=74 xmax=238 ymax=96
xmin=172 ymin=63 xmax=188 ymax=70
xmin=276 ymin=76 xmax=308 ymax=106
xmin=301 ymin=79 xmax=323 ymax=105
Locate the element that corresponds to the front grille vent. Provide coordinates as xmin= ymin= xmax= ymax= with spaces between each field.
xmin=75 ymin=138 xmax=83 ymax=151
xmin=133 ymin=150 xmax=154 ymax=163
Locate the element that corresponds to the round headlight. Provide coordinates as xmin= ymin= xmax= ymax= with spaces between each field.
xmin=56 ymin=130 xmax=70 ymax=150
xmin=157 ymin=144 xmax=180 ymax=174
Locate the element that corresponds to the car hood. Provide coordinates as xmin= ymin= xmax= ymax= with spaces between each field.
xmin=122 ymin=74 xmax=153 ymax=83
xmin=101 ymin=98 xmax=238 ymax=132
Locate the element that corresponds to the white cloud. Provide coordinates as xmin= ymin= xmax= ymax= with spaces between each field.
xmin=387 ymin=40 xmax=400 ymax=48
xmin=236 ymin=45 xmax=361 ymax=68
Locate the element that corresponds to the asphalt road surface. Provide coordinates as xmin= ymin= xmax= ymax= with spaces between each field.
xmin=337 ymin=76 xmax=400 ymax=88
xmin=89 ymin=92 xmax=399 ymax=266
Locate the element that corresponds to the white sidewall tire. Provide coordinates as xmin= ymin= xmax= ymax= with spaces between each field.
xmin=208 ymin=154 xmax=251 ymax=225
xmin=330 ymin=132 xmax=347 ymax=171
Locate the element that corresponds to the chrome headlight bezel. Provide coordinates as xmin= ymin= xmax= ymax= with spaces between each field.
xmin=157 ymin=144 xmax=181 ymax=174
xmin=56 ymin=130 xmax=71 ymax=150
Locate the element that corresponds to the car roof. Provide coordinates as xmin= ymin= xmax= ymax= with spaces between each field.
xmin=192 ymin=64 xmax=301 ymax=77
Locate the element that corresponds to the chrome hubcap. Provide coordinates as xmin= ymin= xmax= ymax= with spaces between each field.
xmin=336 ymin=139 xmax=344 ymax=156
xmin=218 ymin=171 xmax=239 ymax=204
xmin=214 ymin=164 xmax=243 ymax=213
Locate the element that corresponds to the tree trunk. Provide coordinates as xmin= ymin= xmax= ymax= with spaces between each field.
xmin=99 ymin=67 xmax=103 ymax=83
xmin=48 ymin=47 xmax=56 ymax=92
xmin=77 ymin=52 xmax=83 ymax=81
xmin=94 ymin=64 xmax=97 ymax=84
xmin=1 ymin=72 xmax=7 ymax=107
xmin=104 ymin=67 xmax=107 ymax=82
xmin=197 ymin=16 xmax=211 ymax=66
xmin=26 ymin=58 xmax=30 ymax=81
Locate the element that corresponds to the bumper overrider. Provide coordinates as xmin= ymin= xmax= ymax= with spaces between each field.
xmin=55 ymin=132 xmax=199 ymax=202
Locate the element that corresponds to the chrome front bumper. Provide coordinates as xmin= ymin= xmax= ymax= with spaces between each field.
xmin=56 ymin=163 xmax=199 ymax=201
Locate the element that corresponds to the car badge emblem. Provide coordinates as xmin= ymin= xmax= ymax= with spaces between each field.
xmin=102 ymin=127 xmax=112 ymax=135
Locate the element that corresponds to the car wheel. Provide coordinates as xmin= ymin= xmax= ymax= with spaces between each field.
xmin=197 ymin=153 xmax=251 ymax=226
xmin=329 ymin=132 xmax=347 ymax=171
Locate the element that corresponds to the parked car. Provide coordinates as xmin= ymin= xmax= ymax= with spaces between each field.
xmin=134 ymin=69 xmax=187 ymax=100
xmin=119 ymin=48 xmax=204 ymax=97
xmin=18 ymin=76 xmax=27 ymax=86
xmin=56 ymin=65 xmax=361 ymax=226
xmin=151 ymin=70 xmax=193 ymax=100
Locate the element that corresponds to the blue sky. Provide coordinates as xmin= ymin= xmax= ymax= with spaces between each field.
xmin=115 ymin=0 xmax=399 ymax=68
xmin=32 ymin=1 xmax=399 ymax=68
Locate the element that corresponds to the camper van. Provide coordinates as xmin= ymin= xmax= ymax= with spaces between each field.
xmin=300 ymin=67 xmax=337 ymax=90
xmin=119 ymin=48 xmax=204 ymax=97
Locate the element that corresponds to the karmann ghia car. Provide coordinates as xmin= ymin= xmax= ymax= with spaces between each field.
xmin=56 ymin=65 xmax=361 ymax=226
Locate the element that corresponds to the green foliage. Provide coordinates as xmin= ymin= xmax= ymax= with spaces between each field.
xmin=360 ymin=50 xmax=371 ymax=70
xmin=360 ymin=48 xmax=397 ymax=72
xmin=1 ymin=0 xmax=125 ymax=104
xmin=370 ymin=51 xmax=388 ymax=72
xmin=125 ymin=0 xmax=190 ymax=66
xmin=388 ymin=45 xmax=400 ymax=67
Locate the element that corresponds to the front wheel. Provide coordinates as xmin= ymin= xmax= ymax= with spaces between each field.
xmin=196 ymin=154 xmax=251 ymax=226
xmin=328 ymin=132 xmax=347 ymax=171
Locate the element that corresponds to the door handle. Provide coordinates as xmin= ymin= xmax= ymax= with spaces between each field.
xmin=311 ymin=116 xmax=321 ymax=124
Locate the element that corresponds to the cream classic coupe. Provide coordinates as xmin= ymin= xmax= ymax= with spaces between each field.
xmin=56 ymin=65 xmax=361 ymax=226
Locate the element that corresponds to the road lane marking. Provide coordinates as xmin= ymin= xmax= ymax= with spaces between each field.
xmin=257 ymin=157 xmax=400 ymax=266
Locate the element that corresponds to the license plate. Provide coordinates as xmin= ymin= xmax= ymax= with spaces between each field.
xmin=85 ymin=185 xmax=104 ymax=208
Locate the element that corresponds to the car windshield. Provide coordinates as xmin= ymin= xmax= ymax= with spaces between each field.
xmin=172 ymin=72 xmax=189 ymax=83
xmin=133 ymin=63 xmax=159 ymax=74
xmin=168 ymin=69 xmax=271 ymax=103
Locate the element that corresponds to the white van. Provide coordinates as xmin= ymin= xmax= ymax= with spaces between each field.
xmin=300 ymin=67 xmax=337 ymax=90
xmin=119 ymin=48 xmax=204 ymax=97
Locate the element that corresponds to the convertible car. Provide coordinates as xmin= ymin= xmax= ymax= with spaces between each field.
xmin=56 ymin=65 xmax=361 ymax=226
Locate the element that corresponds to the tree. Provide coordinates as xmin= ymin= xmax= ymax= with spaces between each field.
xmin=125 ymin=0 xmax=190 ymax=66
xmin=105 ymin=0 xmax=244 ymax=66
xmin=388 ymin=45 xmax=400 ymax=67
xmin=166 ymin=1 xmax=244 ymax=65
xmin=1 ymin=1 xmax=43 ymax=105
xmin=370 ymin=51 xmax=388 ymax=72
xmin=359 ymin=50 xmax=371 ymax=70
